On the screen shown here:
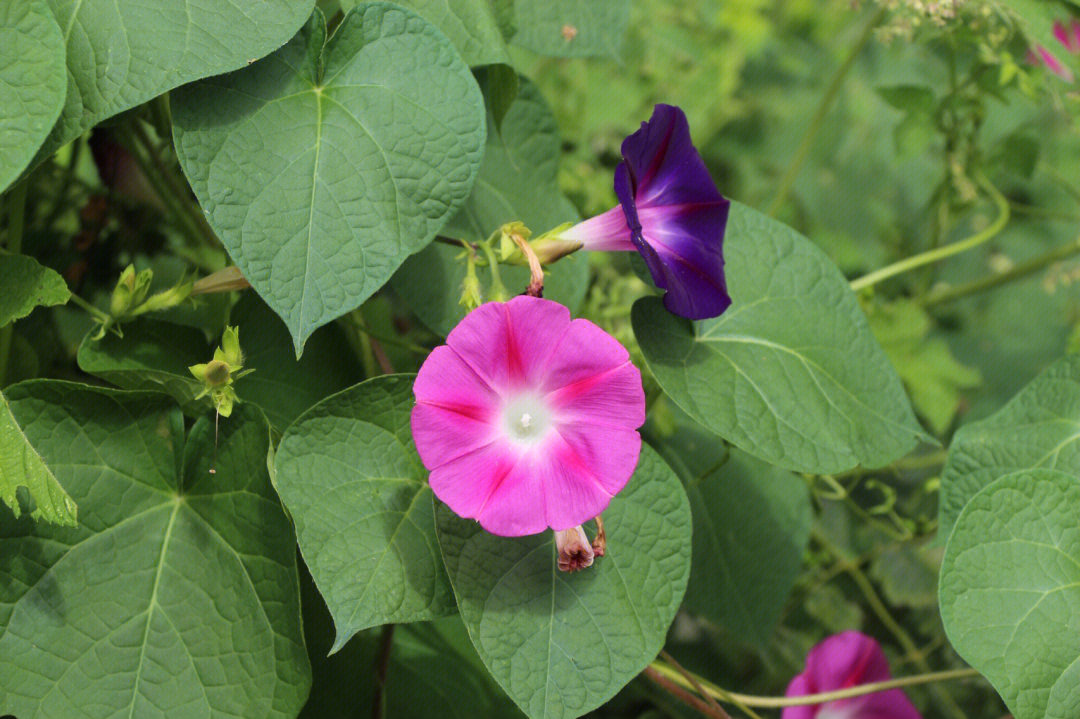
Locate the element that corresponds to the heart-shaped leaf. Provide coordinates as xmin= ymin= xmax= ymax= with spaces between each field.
xmin=0 ymin=0 xmax=65 ymax=192
xmin=38 ymin=0 xmax=314 ymax=158
xmin=0 ymin=389 xmax=76 ymax=526
xmin=343 ymin=0 xmax=510 ymax=66
xmin=274 ymin=375 xmax=455 ymax=652
xmin=632 ymin=201 xmax=928 ymax=474
xmin=940 ymin=469 xmax=1080 ymax=719
xmin=436 ymin=445 xmax=691 ymax=719
xmin=392 ymin=78 xmax=586 ymax=335
xmin=173 ymin=6 xmax=486 ymax=354
xmin=0 ymin=253 xmax=70 ymax=326
xmin=939 ymin=354 xmax=1080 ymax=540
xmin=651 ymin=420 xmax=811 ymax=646
xmin=0 ymin=383 xmax=310 ymax=718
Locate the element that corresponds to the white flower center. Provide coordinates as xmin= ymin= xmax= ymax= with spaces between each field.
xmin=502 ymin=394 xmax=553 ymax=447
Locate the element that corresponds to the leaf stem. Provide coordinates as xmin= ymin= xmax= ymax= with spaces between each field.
xmin=766 ymin=5 xmax=886 ymax=217
xmin=642 ymin=666 xmax=732 ymax=719
xmin=647 ymin=661 xmax=979 ymax=709
xmin=0 ymin=179 xmax=28 ymax=385
xmin=922 ymin=234 xmax=1080 ymax=307
xmin=371 ymin=623 xmax=395 ymax=719
xmin=850 ymin=173 xmax=1009 ymax=291
xmin=67 ymin=293 xmax=112 ymax=324
xmin=128 ymin=119 xmax=218 ymax=246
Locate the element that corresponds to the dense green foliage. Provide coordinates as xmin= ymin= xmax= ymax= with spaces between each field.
xmin=2 ymin=1 xmax=1080 ymax=718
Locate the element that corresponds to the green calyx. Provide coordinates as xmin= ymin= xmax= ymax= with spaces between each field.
xmin=189 ymin=326 xmax=253 ymax=417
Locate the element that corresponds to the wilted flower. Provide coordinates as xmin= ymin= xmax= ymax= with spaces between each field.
xmin=536 ymin=104 xmax=731 ymax=320
xmin=189 ymin=326 xmax=253 ymax=417
xmin=411 ymin=296 xmax=645 ymax=537
xmin=1027 ymin=18 xmax=1080 ymax=82
xmin=783 ymin=631 xmax=921 ymax=719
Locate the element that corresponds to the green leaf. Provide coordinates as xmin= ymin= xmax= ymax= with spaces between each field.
xmin=392 ymin=78 xmax=587 ymax=335
xmin=0 ymin=253 xmax=70 ymax=326
xmin=867 ymin=299 xmax=981 ymax=436
xmin=77 ymin=295 xmax=362 ymax=430
xmin=0 ymin=0 xmax=65 ymax=192
xmin=343 ymin=0 xmax=510 ymax=66
xmin=632 ymin=201 xmax=928 ymax=474
xmin=651 ymin=423 xmax=811 ymax=646
xmin=76 ymin=319 xmax=212 ymax=414
xmin=875 ymin=85 xmax=935 ymax=113
xmin=0 ymin=389 xmax=76 ymax=526
xmin=436 ymin=445 xmax=691 ymax=719
xmin=275 ymin=375 xmax=455 ymax=652
xmin=511 ymin=0 xmax=630 ymax=58
xmin=230 ymin=292 xmax=363 ymax=431
xmin=870 ymin=543 xmax=942 ymax=609
xmin=439 ymin=78 xmax=579 ymax=241
xmin=38 ymin=0 xmax=314 ymax=158
xmin=940 ymin=469 xmax=1080 ymax=719
xmin=0 ymin=384 xmax=310 ymax=717
xmin=939 ymin=353 xmax=1080 ymax=540
xmin=173 ymin=6 xmax=486 ymax=354
xmin=476 ymin=63 xmax=519 ymax=130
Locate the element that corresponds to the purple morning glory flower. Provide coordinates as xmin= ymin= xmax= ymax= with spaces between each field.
xmin=783 ymin=631 xmax=922 ymax=719
xmin=560 ymin=104 xmax=732 ymax=320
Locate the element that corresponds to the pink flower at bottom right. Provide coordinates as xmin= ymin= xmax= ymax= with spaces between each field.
xmin=783 ymin=631 xmax=922 ymax=719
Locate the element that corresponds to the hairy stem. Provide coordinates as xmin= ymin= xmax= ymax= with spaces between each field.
xmin=850 ymin=173 xmax=1009 ymax=291
xmin=922 ymin=234 xmax=1080 ymax=307
xmin=766 ymin=6 xmax=886 ymax=217
xmin=642 ymin=666 xmax=733 ymax=719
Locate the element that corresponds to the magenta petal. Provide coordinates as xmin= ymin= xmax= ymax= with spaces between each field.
xmin=413 ymin=345 xmax=499 ymax=413
xmin=444 ymin=301 xmax=516 ymax=391
xmin=843 ymin=689 xmax=923 ymax=719
xmin=540 ymin=440 xmax=618 ymax=531
xmin=541 ymin=317 xmax=631 ymax=391
xmin=560 ymin=204 xmax=637 ymax=252
xmin=554 ymin=423 xmax=641 ymax=497
xmin=1037 ymin=44 xmax=1075 ymax=81
xmin=428 ymin=443 xmax=518 ymax=526
xmin=548 ymin=361 xmax=646 ymax=429
xmin=781 ymin=674 xmax=818 ymax=719
xmin=475 ymin=452 xmax=552 ymax=536
xmin=805 ymin=631 xmax=891 ymax=691
xmin=411 ymin=403 xmax=496 ymax=470
xmin=503 ymin=295 xmax=574 ymax=386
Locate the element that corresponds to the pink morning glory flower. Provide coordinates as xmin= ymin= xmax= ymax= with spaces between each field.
xmin=1027 ymin=18 xmax=1080 ymax=82
xmin=410 ymin=295 xmax=645 ymax=537
xmin=783 ymin=631 xmax=922 ymax=719
xmin=554 ymin=104 xmax=732 ymax=320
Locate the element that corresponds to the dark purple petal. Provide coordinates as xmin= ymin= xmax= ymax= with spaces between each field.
xmin=614 ymin=104 xmax=731 ymax=320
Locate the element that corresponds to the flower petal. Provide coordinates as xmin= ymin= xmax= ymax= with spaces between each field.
xmin=781 ymin=674 xmax=818 ymax=719
xmin=553 ymin=423 xmax=641 ymax=497
xmin=444 ymin=297 xmax=572 ymax=392
xmin=540 ymin=317 xmax=631 ymax=392
xmin=614 ymin=104 xmax=732 ymax=320
xmin=619 ymin=104 xmax=725 ymax=209
xmin=841 ymin=689 xmax=923 ymax=719
xmin=548 ymin=361 xmax=646 ymax=429
xmin=805 ymin=631 xmax=892 ymax=691
xmin=559 ymin=204 xmax=637 ymax=252
xmin=636 ymin=202 xmax=731 ymax=319
xmin=428 ymin=442 xmax=526 ymax=529
xmin=413 ymin=345 xmax=500 ymax=413
xmin=474 ymin=451 xmax=554 ymax=536
xmin=411 ymin=402 xmax=497 ymax=470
